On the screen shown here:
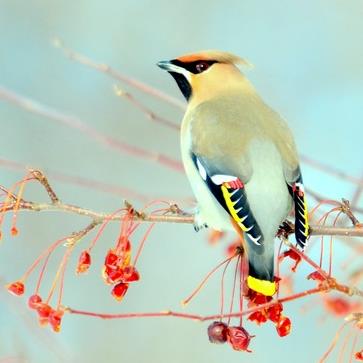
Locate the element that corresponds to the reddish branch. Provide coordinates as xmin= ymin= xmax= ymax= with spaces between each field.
xmin=1 ymin=170 xmax=362 ymax=237
xmin=52 ymin=38 xmax=186 ymax=111
xmin=0 ymin=86 xmax=183 ymax=173
xmin=67 ymin=282 xmax=361 ymax=321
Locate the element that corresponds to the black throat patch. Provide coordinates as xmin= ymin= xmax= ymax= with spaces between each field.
xmin=169 ymin=72 xmax=192 ymax=100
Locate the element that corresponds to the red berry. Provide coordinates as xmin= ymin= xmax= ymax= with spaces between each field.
xmin=36 ymin=303 xmax=52 ymax=318
xmin=10 ymin=226 xmax=18 ymax=236
xmin=36 ymin=303 xmax=53 ymax=326
xmin=7 ymin=281 xmax=25 ymax=296
xmin=102 ymin=266 xmax=123 ymax=285
xmin=276 ymin=316 xmax=291 ymax=337
xmin=104 ymin=249 xmax=118 ymax=268
xmin=226 ymin=326 xmax=253 ymax=352
xmin=307 ymin=271 xmax=325 ymax=281
xmin=49 ymin=310 xmax=64 ymax=333
xmin=279 ymin=249 xmax=301 ymax=272
xmin=267 ymin=303 xmax=283 ymax=323
xmin=248 ymin=291 xmax=272 ymax=305
xmin=28 ymin=294 xmax=42 ymax=309
xmin=111 ymin=282 xmax=129 ymax=301
xmin=248 ymin=310 xmax=268 ymax=325
xmin=76 ymin=250 xmax=91 ymax=274
xmin=225 ymin=241 xmax=240 ymax=258
xmin=355 ymin=350 xmax=363 ymax=361
xmin=122 ymin=266 xmax=140 ymax=283
xmin=207 ymin=321 xmax=228 ymax=344
xmin=324 ymin=297 xmax=352 ymax=316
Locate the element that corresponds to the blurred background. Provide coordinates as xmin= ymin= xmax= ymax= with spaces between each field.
xmin=0 ymin=0 xmax=362 ymax=362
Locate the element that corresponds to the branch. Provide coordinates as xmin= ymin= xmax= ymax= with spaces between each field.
xmin=52 ymin=38 xmax=186 ymax=111
xmin=67 ymin=281 xmax=363 ymax=321
xmin=1 ymin=171 xmax=362 ymax=237
xmin=0 ymin=86 xmax=183 ymax=173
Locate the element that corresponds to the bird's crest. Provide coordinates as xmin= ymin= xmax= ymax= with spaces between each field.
xmin=176 ymin=50 xmax=252 ymax=68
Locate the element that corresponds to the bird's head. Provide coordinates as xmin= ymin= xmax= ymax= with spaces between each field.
xmin=157 ymin=50 xmax=251 ymax=103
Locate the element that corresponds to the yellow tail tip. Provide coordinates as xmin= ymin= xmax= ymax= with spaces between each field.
xmin=247 ymin=276 xmax=276 ymax=296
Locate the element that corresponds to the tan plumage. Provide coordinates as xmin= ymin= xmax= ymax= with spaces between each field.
xmin=158 ymin=50 xmax=309 ymax=296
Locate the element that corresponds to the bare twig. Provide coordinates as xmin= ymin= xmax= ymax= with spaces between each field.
xmin=341 ymin=199 xmax=361 ymax=226
xmin=0 ymin=157 xmax=159 ymax=202
xmin=301 ymin=155 xmax=363 ymax=187
xmin=53 ymin=40 xmax=363 ymax=191
xmin=67 ymin=281 xmax=363 ymax=321
xmin=1 ymin=192 xmax=362 ymax=237
xmin=52 ymin=37 xmax=186 ymax=110
xmin=113 ymin=85 xmax=179 ymax=130
xmin=0 ymin=86 xmax=183 ymax=172
xmin=30 ymin=169 xmax=59 ymax=204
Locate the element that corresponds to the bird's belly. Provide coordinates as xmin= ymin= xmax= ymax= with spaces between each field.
xmin=244 ymin=140 xmax=292 ymax=239
xmin=181 ymin=138 xmax=292 ymax=235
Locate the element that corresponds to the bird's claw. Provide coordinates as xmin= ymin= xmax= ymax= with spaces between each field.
xmin=194 ymin=223 xmax=208 ymax=232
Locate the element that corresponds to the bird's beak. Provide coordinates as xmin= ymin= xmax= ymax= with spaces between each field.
xmin=157 ymin=60 xmax=184 ymax=74
xmin=157 ymin=60 xmax=173 ymax=71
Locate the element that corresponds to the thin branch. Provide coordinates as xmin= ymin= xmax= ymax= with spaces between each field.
xmin=2 ymin=196 xmax=363 ymax=237
xmin=52 ymin=38 xmax=186 ymax=110
xmin=0 ymin=157 xmax=166 ymax=203
xmin=0 ymin=86 xmax=183 ymax=173
xmin=53 ymin=40 xmax=363 ymax=189
xmin=351 ymin=169 xmax=363 ymax=208
xmin=67 ymin=282 xmax=363 ymax=322
xmin=1 ymin=170 xmax=362 ymax=237
xmin=113 ymin=85 xmax=179 ymax=130
xmin=301 ymin=155 xmax=363 ymax=187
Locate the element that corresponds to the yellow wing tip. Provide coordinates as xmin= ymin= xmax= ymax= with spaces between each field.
xmin=247 ymin=276 xmax=276 ymax=296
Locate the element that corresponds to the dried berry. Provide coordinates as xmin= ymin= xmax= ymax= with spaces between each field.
xmin=122 ymin=266 xmax=140 ymax=283
xmin=226 ymin=326 xmax=253 ymax=352
xmin=355 ymin=350 xmax=363 ymax=361
xmin=248 ymin=291 xmax=272 ymax=305
xmin=76 ymin=250 xmax=91 ymax=274
xmin=36 ymin=303 xmax=52 ymax=318
xmin=10 ymin=226 xmax=18 ymax=236
xmin=28 ymin=294 xmax=42 ymax=309
xmin=111 ymin=282 xmax=129 ymax=301
xmin=36 ymin=303 xmax=53 ymax=326
xmin=324 ymin=297 xmax=354 ymax=316
xmin=102 ymin=266 xmax=123 ymax=285
xmin=49 ymin=309 xmax=64 ymax=333
xmin=279 ymin=249 xmax=301 ymax=272
xmin=207 ymin=321 xmax=228 ymax=344
xmin=267 ymin=303 xmax=283 ymax=323
xmin=104 ymin=249 xmax=119 ymax=268
xmin=248 ymin=310 xmax=268 ymax=325
xmin=276 ymin=316 xmax=291 ymax=337
xmin=7 ymin=281 xmax=25 ymax=296
xmin=307 ymin=271 xmax=325 ymax=281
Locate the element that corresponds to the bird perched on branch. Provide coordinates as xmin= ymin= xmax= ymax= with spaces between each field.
xmin=158 ymin=51 xmax=309 ymax=297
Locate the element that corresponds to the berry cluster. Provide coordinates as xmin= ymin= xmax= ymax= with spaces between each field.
xmin=102 ymin=240 xmax=140 ymax=301
xmin=7 ymin=282 xmax=64 ymax=332
xmin=247 ymin=291 xmax=291 ymax=337
xmin=207 ymin=321 xmax=253 ymax=352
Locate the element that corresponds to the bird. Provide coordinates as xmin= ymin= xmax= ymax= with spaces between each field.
xmin=157 ymin=51 xmax=309 ymax=297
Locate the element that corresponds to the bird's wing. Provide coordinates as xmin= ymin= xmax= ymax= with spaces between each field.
xmin=285 ymin=167 xmax=309 ymax=249
xmin=191 ymin=153 xmax=264 ymax=248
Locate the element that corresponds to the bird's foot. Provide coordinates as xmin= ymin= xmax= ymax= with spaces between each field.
xmin=276 ymin=220 xmax=294 ymax=239
xmin=193 ymin=210 xmax=208 ymax=232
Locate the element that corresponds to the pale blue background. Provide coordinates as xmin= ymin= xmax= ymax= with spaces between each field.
xmin=0 ymin=1 xmax=362 ymax=362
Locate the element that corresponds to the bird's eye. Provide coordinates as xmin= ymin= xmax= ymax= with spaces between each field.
xmin=195 ymin=61 xmax=210 ymax=73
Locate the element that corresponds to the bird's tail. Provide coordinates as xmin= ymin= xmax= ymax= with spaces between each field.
xmin=246 ymin=243 xmax=276 ymax=297
xmin=231 ymin=220 xmax=276 ymax=297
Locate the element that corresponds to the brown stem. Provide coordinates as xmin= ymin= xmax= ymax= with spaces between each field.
xmin=53 ymin=38 xmax=186 ymax=111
